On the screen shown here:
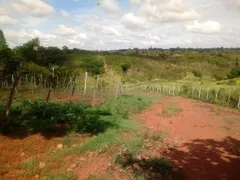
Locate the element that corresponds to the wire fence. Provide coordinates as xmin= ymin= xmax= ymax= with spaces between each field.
xmin=127 ymin=83 xmax=240 ymax=109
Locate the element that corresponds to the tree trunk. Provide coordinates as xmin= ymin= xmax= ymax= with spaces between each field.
xmin=4 ymin=74 xmax=21 ymax=126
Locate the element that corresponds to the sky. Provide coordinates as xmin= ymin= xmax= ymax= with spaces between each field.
xmin=0 ymin=0 xmax=240 ymax=50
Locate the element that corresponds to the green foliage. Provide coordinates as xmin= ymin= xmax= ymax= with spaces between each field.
xmin=0 ymin=29 xmax=7 ymax=48
xmin=124 ymin=134 xmax=145 ymax=154
xmin=120 ymin=61 xmax=131 ymax=73
xmin=45 ymin=172 xmax=77 ymax=180
xmin=5 ymin=99 xmax=113 ymax=133
xmin=150 ymin=131 xmax=168 ymax=141
xmin=115 ymin=153 xmax=172 ymax=180
xmin=19 ymin=157 xmax=39 ymax=176
xmin=83 ymin=59 xmax=104 ymax=76
xmin=106 ymin=95 xmax=153 ymax=119
xmin=192 ymin=70 xmax=203 ymax=78
xmin=161 ymin=105 xmax=183 ymax=117
xmin=85 ymin=174 xmax=105 ymax=180
xmin=228 ymin=66 xmax=240 ymax=79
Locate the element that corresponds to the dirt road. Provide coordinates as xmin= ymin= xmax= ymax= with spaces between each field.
xmin=134 ymin=97 xmax=240 ymax=180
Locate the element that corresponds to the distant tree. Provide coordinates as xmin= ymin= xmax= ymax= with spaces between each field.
xmin=0 ymin=29 xmax=6 ymax=47
xmin=120 ymin=62 xmax=131 ymax=74
xmin=83 ymin=59 xmax=104 ymax=76
xmin=2 ymin=38 xmax=41 ymax=126
xmin=228 ymin=66 xmax=240 ymax=79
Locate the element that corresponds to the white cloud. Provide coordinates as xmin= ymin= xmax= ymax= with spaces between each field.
xmin=57 ymin=24 xmax=77 ymax=36
xmin=0 ymin=15 xmax=18 ymax=25
xmin=121 ymin=13 xmax=149 ymax=30
xmin=139 ymin=0 xmax=200 ymax=22
xmin=12 ymin=0 xmax=55 ymax=17
xmin=99 ymin=0 xmax=121 ymax=14
xmin=60 ymin=10 xmax=70 ymax=17
xmin=129 ymin=0 xmax=141 ymax=5
xmin=186 ymin=20 xmax=221 ymax=34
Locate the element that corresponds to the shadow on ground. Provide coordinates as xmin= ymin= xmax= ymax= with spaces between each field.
xmin=166 ymin=136 xmax=240 ymax=180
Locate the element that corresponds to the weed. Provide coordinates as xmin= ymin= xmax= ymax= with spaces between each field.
xmin=45 ymin=172 xmax=77 ymax=180
xmin=220 ymin=125 xmax=232 ymax=131
xmin=61 ymin=132 xmax=79 ymax=147
xmin=161 ymin=105 xmax=183 ymax=117
xmin=115 ymin=153 xmax=172 ymax=180
xmin=19 ymin=157 xmax=39 ymax=176
xmin=130 ymin=174 xmax=147 ymax=180
xmin=124 ymin=133 xmax=145 ymax=154
xmin=85 ymin=174 xmax=106 ymax=180
xmin=150 ymin=131 xmax=168 ymax=141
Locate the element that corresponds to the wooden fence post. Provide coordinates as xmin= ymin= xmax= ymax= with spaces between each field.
xmin=92 ymin=76 xmax=99 ymax=106
xmin=198 ymin=87 xmax=201 ymax=99
xmin=83 ymin=72 xmax=88 ymax=101
xmin=206 ymin=88 xmax=209 ymax=101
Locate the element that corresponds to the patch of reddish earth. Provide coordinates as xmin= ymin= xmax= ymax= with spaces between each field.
xmin=133 ymin=97 xmax=240 ymax=180
xmin=0 ymin=133 xmax=61 ymax=179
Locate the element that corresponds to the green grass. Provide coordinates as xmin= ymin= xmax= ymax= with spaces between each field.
xmin=123 ymin=133 xmax=145 ymax=154
xmin=150 ymin=131 xmax=168 ymax=141
xmin=161 ymin=105 xmax=183 ymax=117
xmin=45 ymin=172 xmax=77 ymax=180
xmin=19 ymin=157 xmax=39 ymax=176
xmin=85 ymin=174 xmax=106 ymax=180
xmin=52 ymin=94 xmax=154 ymax=160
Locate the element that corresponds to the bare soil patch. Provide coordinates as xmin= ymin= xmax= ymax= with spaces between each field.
xmin=133 ymin=96 xmax=240 ymax=180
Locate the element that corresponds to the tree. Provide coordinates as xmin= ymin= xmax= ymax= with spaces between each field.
xmin=120 ymin=62 xmax=131 ymax=74
xmin=3 ymin=38 xmax=40 ymax=126
xmin=83 ymin=59 xmax=104 ymax=76
xmin=0 ymin=29 xmax=6 ymax=47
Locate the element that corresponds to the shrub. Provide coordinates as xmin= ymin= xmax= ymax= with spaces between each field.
xmin=192 ymin=70 xmax=203 ymax=78
xmin=228 ymin=66 xmax=240 ymax=79
xmin=7 ymin=99 xmax=113 ymax=134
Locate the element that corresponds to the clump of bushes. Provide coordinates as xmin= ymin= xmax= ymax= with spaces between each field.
xmin=1 ymin=99 xmax=113 ymax=133
xmin=228 ymin=66 xmax=240 ymax=79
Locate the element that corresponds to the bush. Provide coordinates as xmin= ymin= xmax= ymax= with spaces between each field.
xmin=83 ymin=59 xmax=104 ymax=76
xmin=7 ymin=99 xmax=113 ymax=134
xmin=192 ymin=70 xmax=203 ymax=78
xmin=228 ymin=66 xmax=240 ymax=79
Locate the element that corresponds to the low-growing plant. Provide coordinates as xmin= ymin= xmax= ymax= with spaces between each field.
xmin=161 ymin=105 xmax=183 ymax=117
xmin=19 ymin=157 xmax=39 ymax=176
xmin=45 ymin=172 xmax=77 ymax=180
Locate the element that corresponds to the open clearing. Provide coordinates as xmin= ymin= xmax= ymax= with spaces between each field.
xmin=0 ymin=95 xmax=239 ymax=180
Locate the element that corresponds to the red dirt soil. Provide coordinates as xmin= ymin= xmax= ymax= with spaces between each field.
xmin=133 ymin=97 xmax=240 ymax=180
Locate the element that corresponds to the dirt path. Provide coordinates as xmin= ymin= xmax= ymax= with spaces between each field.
xmin=134 ymin=97 xmax=240 ymax=180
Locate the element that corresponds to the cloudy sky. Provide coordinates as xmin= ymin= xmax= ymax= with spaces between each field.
xmin=0 ymin=0 xmax=240 ymax=50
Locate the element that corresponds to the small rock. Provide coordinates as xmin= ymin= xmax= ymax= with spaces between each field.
xmin=79 ymin=157 xmax=86 ymax=161
xmin=67 ymin=168 xmax=72 ymax=171
xmin=57 ymin=144 xmax=63 ymax=150
xmin=20 ymin=152 xmax=25 ymax=157
xmin=39 ymin=162 xmax=46 ymax=169
xmin=70 ymin=163 xmax=77 ymax=169
xmin=34 ymin=175 xmax=40 ymax=179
